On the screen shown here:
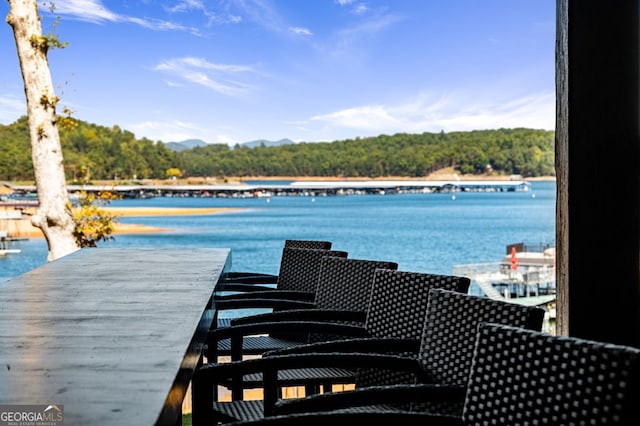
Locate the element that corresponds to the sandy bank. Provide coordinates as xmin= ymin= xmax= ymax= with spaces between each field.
xmin=1 ymin=207 xmax=242 ymax=239
xmin=102 ymin=207 xmax=242 ymax=217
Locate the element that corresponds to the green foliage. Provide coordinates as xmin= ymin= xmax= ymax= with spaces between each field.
xmin=0 ymin=116 xmax=34 ymax=180
xmin=0 ymin=117 xmax=555 ymax=180
xmin=175 ymin=128 xmax=555 ymax=178
xmin=69 ymin=191 xmax=120 ymax=248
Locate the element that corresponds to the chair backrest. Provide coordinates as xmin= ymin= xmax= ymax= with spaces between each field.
xmin=365 ymin=270 xmax=471 ymax=340
xmin=275 ymin=248 xmax=348 ymax=293
xmin=284 ymin=240 xmax=332 ymax=250
xmin=463 ymin=322 xmax=640 ymax=425
xmin=313 ymin=257 xmax=398 ymax=312
xmin=354 ymin=270 xmax=470 ymax=389
xmin=419 ymin=289 xmax=545 ymax=386
xmin=280 ymin=256 xmax=397 ymax=344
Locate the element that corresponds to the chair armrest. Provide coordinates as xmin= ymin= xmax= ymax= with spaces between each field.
xmin=223 ymin=272 xmax=278 ymax=282
xmin=215 ymin=290 xmax=315 ymax=302
xmin=263 ymin=337 xmax=421 ymax=356
xmin=273 ymin=383 xmax=466 ymax=416
xmin=213 ymin=298 xmax=315 ymax=312
xmin=230 ymin=309 xmax=367 ymax=326
xmin=192 ymin=352 xmax=427 ymax=419
xmin=215 ymin=283 xmax=278 ymax=293
xmin=211 ymin=300 xmax=316 ymax=331
xmin=204 ymin=321 xmax=370 ymax=361
xmin=208 ymin=321 xmax=370 ymax=343
xmin=215 ymin=274 xmax=279 ymax=293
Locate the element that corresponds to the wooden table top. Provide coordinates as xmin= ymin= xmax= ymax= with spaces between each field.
xmin=0 ymin=247 xmax=231 ymax=425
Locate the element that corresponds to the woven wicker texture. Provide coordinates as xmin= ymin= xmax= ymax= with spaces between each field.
xmin=207 ymin=271 xmax=470 ymax=423
xmin=220 ymin=240 xmax=332 ymax=284
xmin=216 ymin=249 xmax=349 ymax=354
xmin=312 ymin=257 xmax=398 ymax=312
xmin=215 ymin=248 xmax=347 ymax=330
xmin=304 ymin=257 xmax=397 ymax=346
xmin=419 ymin=288 xmax=545 ymax=386
xmin=269 ymin=291 xmax=545 ymax=420
xmin=208 ymin=258 xmax=399 ymax=423
xmin=276 ymin=248 xmax=347 ymax=293
xmin=217 ymin=257 xmax=398 ymax=356
xmin=463 ymin=323 xmax=640 ymax=425
xmin=273 ymin=269 xmax=471 ymax=388
xmin=366 ymin=270 xmax=471 ymax=340
xmin=353 ymin=271 xmax=471 ymax=388
xmin=283 ymin=240 xmax=332 ymax=250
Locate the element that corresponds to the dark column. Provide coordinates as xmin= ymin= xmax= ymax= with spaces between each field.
xmin=558 ymin=0 xmax=640 ymax=346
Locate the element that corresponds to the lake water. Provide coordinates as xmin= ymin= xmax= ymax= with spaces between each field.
xmin=0 ymin=181 xmax=556 ymax=298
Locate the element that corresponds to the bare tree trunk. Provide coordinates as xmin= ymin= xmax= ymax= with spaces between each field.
xmin=6 ymin=0 xmax=79 ymax=261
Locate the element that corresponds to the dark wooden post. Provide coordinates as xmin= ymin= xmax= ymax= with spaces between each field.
xmin=556 ymin=0 xmax=640 ymax=346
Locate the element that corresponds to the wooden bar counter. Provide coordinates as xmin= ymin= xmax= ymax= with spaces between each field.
xmin=0 ymin=247 xmax=231 ymax=425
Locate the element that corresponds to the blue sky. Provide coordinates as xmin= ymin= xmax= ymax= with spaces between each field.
xmin=0 ymin=0 xmax=555 ymax=145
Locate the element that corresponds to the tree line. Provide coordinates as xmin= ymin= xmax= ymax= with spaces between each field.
xmin=0 ymin=116 xmax=555 ymax=182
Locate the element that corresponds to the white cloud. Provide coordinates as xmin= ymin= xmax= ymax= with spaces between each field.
xmin=312 ymin=105 xmax=400 ymax=131
xmin=128 ymin=119 xmax=245 ymax=145
xmin=165 ymin=0 xmax=242 ymax=25
xmin=48 ymin=0 xmax=119 ymax=23
xmin=128 ymin=119 xmax=209 ymax=143
xmin=44 ymin=0 xmax=200 ymax=34
xmin=436 ymin=93 xmax=555 ymax=131
xmin=321 ymin=12 xmax=404 ymax=61
xmin=232 ymin=0 xmax=285 ymax=34
xmin=336 ymin=0 xmax=371 ymax=15
xmin=166 ymin=0 xmax=206 ymax=14
xmin=311 ymin=91 xmax=555 ymax=135
xmin=289 ymin=26 xmax=313 ymax=36
xmin=352 ymin=4 xmax=369 ymax=15
xmin=153 ymin=57 xmax=258 ymax=97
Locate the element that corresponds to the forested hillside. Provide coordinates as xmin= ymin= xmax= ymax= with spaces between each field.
xmin=0 ymin=116 xmax=554 ymax=182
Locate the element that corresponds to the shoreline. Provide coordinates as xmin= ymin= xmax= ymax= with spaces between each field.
xmin=89 ymin=172 xmax=556 ymax=186
xmin=236 ymin=174 xmax=557 ymax=182
xmin=1 ymin=207 xmax=242 ymax=239
xmin=1 ymin=175 xmax=555 ymax=239
xmin=102 ymin=206 xmax=243 ymax=217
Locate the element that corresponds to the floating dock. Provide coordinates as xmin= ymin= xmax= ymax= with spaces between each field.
xmin=8 ymin=179 xmax=531 ymax=199
xmin=0 ymin=230 xmax=21 ymax=255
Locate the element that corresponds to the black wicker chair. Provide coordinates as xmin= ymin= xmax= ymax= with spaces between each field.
xmin=206 ymin=256 xmax=399 ymax=364
xmin=226 ymin=270 xmax=471 ymax=396
xmin=213 ymin=248 xmax=348 ymax=329
xmin=263 ymin=323 xmax=640 ymax=426
xmin=218 ymin=240 xmax=333 ymax=290
xmin=191 ymin=288 xmax=545 ymax=424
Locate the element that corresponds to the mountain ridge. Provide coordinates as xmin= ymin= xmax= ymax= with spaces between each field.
xmin=163 ymin=138 xmax=295 ymax=152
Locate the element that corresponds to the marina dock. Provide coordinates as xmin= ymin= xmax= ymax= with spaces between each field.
xmin=453 ymin=242 xmax=556 ymax=303
xmin=6 ymin=179 xmax=531 ymax=199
